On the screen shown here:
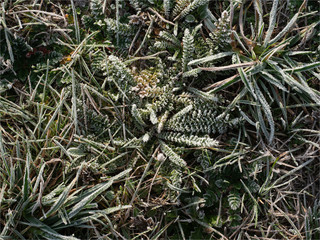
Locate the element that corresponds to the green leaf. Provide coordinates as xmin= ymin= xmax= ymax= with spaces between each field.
xmin=188 ymin=52 xmax=234 ymax=66
xmin=201 ymin=61 xmax=256 ymax=72
xmin=238 ymin=66 xmax=256 ymax=99
xmin=268 ymin=12 xmax=299 ymax=45
xmin=284 ymin=61 xmax=320 ymax=72
xmin=45 ymin=163 xmax=84 ymax=218
xmin=23 ymin=216 xmax=79 ymax=240
xmin=253 ymin=81 xmax=275 ymax=143
xmin=104 ymin=205 xmax=132 ymax=214
xmin=68 ymin=168 xmax=131 ymax=219
xmin=67 ymin=147 xmax=86 ymax=157
xmin=228 ymin=192 xmax=241 ymax=210
xmin=263 ymin=0 xmax=279 ymax=46
xmin=185 ymin=14 xmax=196 ymax=23
xmin=260 ymin=71 xmax=288 ymax=92
xmin=160 ymin=141 xmax=187 ymax=167
xmin=158 ymin=132 xmax=219 ymax=147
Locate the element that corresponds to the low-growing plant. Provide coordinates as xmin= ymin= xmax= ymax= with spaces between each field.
xmin=0 ymin=0 xmax=319 ymax=239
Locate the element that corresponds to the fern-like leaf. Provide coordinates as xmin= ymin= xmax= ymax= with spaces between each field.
xmin=182 ymin=29 xmax=194 ymax=72
xmin=160 ymin=141 xmax=187 ymax=167
xmin=158 ymin=132 xmax=219 ymax=147
xmin=131 ymin=104 xmax=147 ymax=127
xmin=228 ymin=191 xmax=241 ymax=210
xmin=174 ymin=0 xmax=210 ymax=21
xmin=164 ymin=0 xmax=171 ymax=18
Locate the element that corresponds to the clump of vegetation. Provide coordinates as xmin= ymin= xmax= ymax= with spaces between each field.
xmin=1 ymin=0 xmax=319 ymax=239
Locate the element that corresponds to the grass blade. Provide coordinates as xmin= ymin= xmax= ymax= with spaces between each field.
xmin=268 ymin=13 xmax=299 ymax=45
xmin=68 ymin=168 xmax=131 ymax=219
xmin=188 ymin=52 xmax=234 ymax=66
xmin=263 ymin=0 xmax=279 ymax=46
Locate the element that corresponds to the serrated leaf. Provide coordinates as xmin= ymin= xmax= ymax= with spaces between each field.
xmin=160 ymin=141 xmax=187 ymax=167
xmin=228 ymin=192 xmax=241 ymax=210
xmin=247 ymin=180 xmax=260 ymax=193
xmin=204 ymin=190 xmax=218 ymax=207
